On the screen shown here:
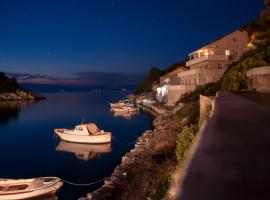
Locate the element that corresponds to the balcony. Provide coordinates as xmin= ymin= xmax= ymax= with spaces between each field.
xmin=186 ymin=55 xmax=229 ymax=67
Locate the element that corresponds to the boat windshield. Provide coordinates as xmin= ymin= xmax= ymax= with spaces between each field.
xmin=7 ymin=184 xmax=28 ymax=191
xmin=86 ymin=124 xmax=100 ymax=135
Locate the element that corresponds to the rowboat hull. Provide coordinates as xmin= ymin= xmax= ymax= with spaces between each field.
xmin=0 ymin=177 xmax=63 ymax=200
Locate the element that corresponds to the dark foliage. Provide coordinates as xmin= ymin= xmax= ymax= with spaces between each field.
xmin=134 ymin=67 xmax=161 ymax=94
xmin=0 ymin=72 xmax=21 ymax=93
xmin=250 ymin=0 xmax=270 ymax=46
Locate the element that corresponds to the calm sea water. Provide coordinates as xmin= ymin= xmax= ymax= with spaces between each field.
xmin=0 ymin=91 xmax=153 ymax=200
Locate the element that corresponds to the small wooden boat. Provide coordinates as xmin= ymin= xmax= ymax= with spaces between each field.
xmin=54 ymin=123 xmax=111 ymax=144
xmin=0 ymin=177 xmax=63 ymax=200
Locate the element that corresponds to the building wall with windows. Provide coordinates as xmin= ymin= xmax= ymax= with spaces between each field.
xmin=159 ymin=30 xmax=248 ymax=105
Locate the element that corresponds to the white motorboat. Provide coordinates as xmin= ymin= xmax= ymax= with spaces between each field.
xmin=110 ymin=99 xmax=134 ymax=109
xmin=112 ymin=106 xmax=129 ymax=113
xmin=56 ymin=141 xmax=112 ymax=161
xmin=0 ymin=177 xmax=63 ymax=200
xmin=113 ymin=106 xmax=138 ymax=113
xmin=109 ymin=102 xmax=125 ymax=108
xmin=54 ymin=123 xmax=111 ymax=144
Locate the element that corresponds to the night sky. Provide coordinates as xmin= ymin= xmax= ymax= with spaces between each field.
xmin=0 ymin=0 xmax=265 ymax=86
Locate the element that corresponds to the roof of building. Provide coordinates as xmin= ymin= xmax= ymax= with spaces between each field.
xmin=160 ymin=67 xmax=188 ymax=80
xmin=188 ymin=30 xmax=247 ymax=55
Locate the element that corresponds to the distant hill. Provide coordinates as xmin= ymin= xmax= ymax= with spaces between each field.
xmin=0 ymin=72 xmax=45 ymax=101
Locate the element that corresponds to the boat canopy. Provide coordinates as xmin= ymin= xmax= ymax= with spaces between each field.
xmin=86 ymin=123 xmax=100 ymax=135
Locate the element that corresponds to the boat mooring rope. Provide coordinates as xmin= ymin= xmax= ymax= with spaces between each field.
xmin=111 ymin=135 xmax=138 ymax=146
xmin=61 ymin=177 xmax=106 ymax=186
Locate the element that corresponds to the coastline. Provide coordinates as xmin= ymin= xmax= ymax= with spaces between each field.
xmin=80 ymin=102 xmax=174 ymax=200
xmin=0 ymin=89 xmax=45 ymax=101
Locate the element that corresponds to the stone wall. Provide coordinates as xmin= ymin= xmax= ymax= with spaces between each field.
xmin=247 ymin=66 xmax=270 ymax=93
xmin=199 ymin=94 xmax=215 ymax=124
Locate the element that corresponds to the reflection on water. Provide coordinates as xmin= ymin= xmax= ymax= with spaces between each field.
xmin=113 ymin=112 xmax=136 ymax=119
xmin=0 ymin=92 xmax=153 ymax=199
xmin=31 ymin=194 xmax=58 ymax=200
xmin=56 ymin=141 xmax=112 ymax=161
xmin=0 ymin=100 xmax=36 ymax=125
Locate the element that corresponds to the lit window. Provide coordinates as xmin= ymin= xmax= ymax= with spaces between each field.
xmin=225 ymin=50 xmax=230 ymax=56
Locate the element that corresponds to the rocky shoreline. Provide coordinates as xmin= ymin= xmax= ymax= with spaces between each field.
xmin=0 ymin=89 xmax=45 ymax=101
xmin=80 ymin=103 xmax=176 ymax=200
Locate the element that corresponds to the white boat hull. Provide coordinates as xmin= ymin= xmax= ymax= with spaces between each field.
xmin=0 ymin=177 xmax=63 ymax=200
xmin=113 ymin=107 xmax=137 ymax=113
xmin=55 ymin=130 xmax=111 ymax=144
xmin=110 ymin=103 xmax=124 ymax=108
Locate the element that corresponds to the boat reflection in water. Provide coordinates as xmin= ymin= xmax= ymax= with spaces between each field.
xmin=56 ymin=141 xmax=112 ymax=161
xmin=113 ymin=111 xmax=136 ymax=120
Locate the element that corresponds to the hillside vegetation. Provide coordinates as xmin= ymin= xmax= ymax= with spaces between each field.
xmin=0 ymin=72 xmax=21 ymax=93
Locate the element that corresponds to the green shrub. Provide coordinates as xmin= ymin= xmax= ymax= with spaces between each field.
xmin=221 ymin=46 xmax=270 ymax=91
xmin=176 ymin=124 xmax=198 ymax=166
xmin=152 ymin=171 xmax=172 ymax=200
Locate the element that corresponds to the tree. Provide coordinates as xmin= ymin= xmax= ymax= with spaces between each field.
xmin=251 ymin=0 xmax=270 ymax=46
xmin=0 ymin=72 xmax=20 ymax=93
xmin=134 ymin=66 xmax=161 ymax=94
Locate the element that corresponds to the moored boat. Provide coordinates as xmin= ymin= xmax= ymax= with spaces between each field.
xmin=113 ymin=104 xmax=138 ymax=113
xmin=110 ymin=99 xmax=134 ymax=109
xmin=109 ymin=102 xmax=125 ymax=108
xmin=0 ymin=177 xmax=63 ymax=200
xmin=54 ymin=123 xmax=111 ymax=144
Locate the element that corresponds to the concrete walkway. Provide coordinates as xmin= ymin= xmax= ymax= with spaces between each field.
xmin=177 ymin=91 xmax=270 ymax=200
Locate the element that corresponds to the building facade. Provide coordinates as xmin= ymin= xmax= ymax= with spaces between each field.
xmin=157 ymin=67 xmax=188 ymax=104
xmin=157 ymin=30 xmax=248 ymax=105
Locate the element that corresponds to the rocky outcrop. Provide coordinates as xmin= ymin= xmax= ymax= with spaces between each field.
xmin=0 ymin=72 xmax=45 ymax=101
xmin=0 ymin=89 xmax=45 ymax=101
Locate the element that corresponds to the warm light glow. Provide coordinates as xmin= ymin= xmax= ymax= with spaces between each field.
xmin=247 ymin=42 xmax=254 ymax=47
xmin=157 ymin=85 xmax=168 ymax=97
